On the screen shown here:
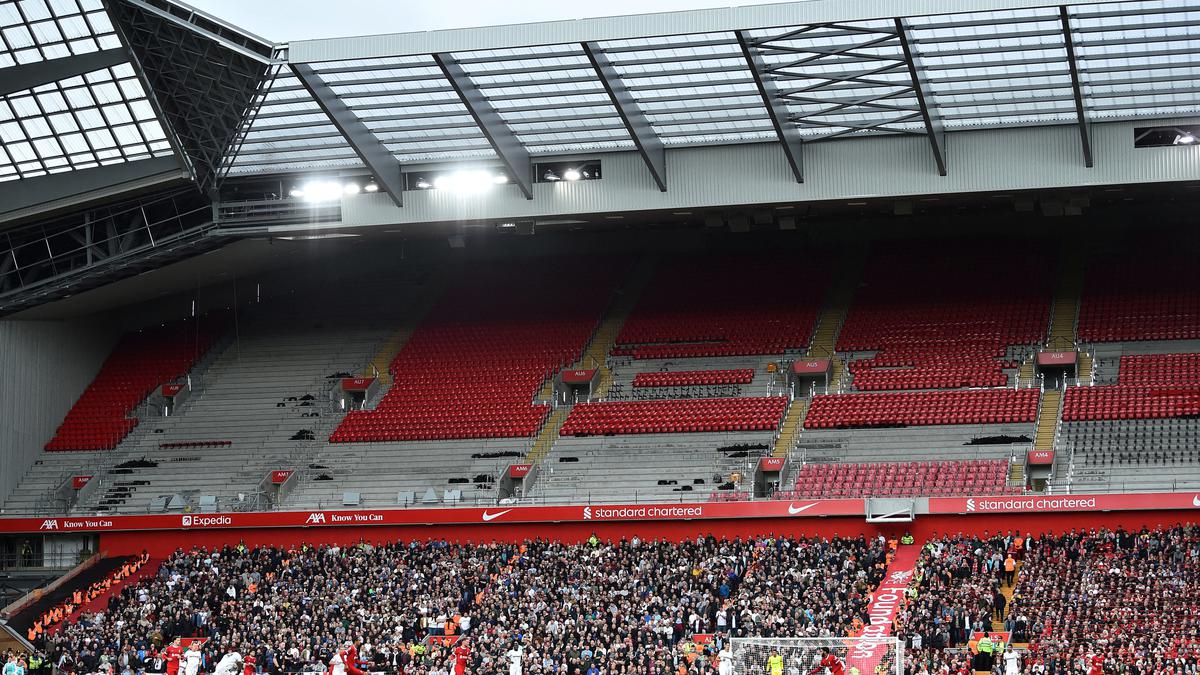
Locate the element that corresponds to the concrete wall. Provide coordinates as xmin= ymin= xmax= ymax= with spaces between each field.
xmin=0 ymin=318 xmax=118 ymax=507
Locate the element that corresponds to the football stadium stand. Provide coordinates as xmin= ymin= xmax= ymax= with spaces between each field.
xmin=4 ymin=2 xmax=1200 ymax=671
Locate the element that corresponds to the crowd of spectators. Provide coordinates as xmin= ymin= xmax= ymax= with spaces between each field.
xmin=895 ymin=532 xmax=1022 ymax=650
xmin=1009 ymin=525 xmax=1200 ymax=675
xmin=40 ymin=534 xmax=889 ymax=675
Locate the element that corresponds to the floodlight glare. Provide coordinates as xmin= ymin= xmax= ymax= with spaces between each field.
xmin=563 ymin=168 xmax=582 ymax=181
xmin=289 ymin=187 xmax=304 ymax=198
xmin=343 ymin=183 xmax=361 ymax=195
xmin=364 ymin=182 xmax=380 ymax=193
xmin=493 ymin=173 xmax=509 ymax=184
xmin=1175 ymin=132 xmax=1197 ymax=145
xmin=416 ymin=177 xmax=433 ymax=189
xmin=301 ymin=181 xmax=342 ymax=203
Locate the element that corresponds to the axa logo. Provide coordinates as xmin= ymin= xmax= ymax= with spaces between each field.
xmin=481 ymin=509 xmax=512 ymax=522
xmin=583 ymin=506 xmax=592 ymax=520
xmin=181 ymin=515 xmax=192 ymax=527
xmin=966 ymin=498 xmax=976 ymax=512
xmin=39 ymin=519 xmax=59 ymax=530
xmin=306 ymin=513 xmax=326 ymax=524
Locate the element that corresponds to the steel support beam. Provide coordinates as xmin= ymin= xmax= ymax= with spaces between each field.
xmin=581 ymin=42 xmax=667 ymax=192
xmin=735 ymin=31 xmax=804 ymax=183
xmin=433 ymin=53 xmax=534 ymax=200
xmin=291 ymin=64 xmax=405 ymax=207
xmin=0 ymin=157 xmax=189 ymax=228
xmin=894 ymin=18 xmax=948 ymax=176
xmin=1059 ymin=7 xmax=1094 ymax=168
xmin=0 ymin=48 xmax=128 ymax=97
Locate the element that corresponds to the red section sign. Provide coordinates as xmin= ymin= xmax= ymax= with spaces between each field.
xmin=71 ymin=475 xmax=92 ymax=490
xmin=561 ymin=369 xmax=597 ymax=384
xmin=929 ymin=491 xmax=1200 ymax=514
xmin=270 ymin=470 xmax=294 ymax=485
xmin=792 ymin=359 xmax=831 ymax=375
xmin=341 ymin=377 xmax=376 ymax=391
xmin=161 ymin=383 xmax=184 ymax=397
xmin=759 ymin=457 xmax=785 ymax=472
xmin=1037 ymin=351 xmax=1078 ymax=366
xmin=0 ymin=499 xmax=868 ymax=534
xmin=508 ymin=464 xmax=532 ymax=478
xmin=1027 ymin=449 xmax=1055 ymax=465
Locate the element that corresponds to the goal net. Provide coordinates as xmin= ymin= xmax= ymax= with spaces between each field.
xmin=730 ymin=637 xmax=902 ymax=675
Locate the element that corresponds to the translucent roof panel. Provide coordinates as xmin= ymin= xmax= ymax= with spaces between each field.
xmin=594 ymin=33 xmax=777 ymax=146
xmin=0 ymin=61 xmax=173 ymax=181
xmin=906 ymin=8 xmax=1078 ymax=129
xmin=0 ymin=0 xmax=120 ymax=68
xmin=744 ymin=20 xmax=927 ymax=139
xmin=1069 ymin=1 xmax=1200 ymax=120
xmin=220 ymin=0 xmax=1200 ymax=178
xmin=450 ymin=45 xmax=635 ymax=154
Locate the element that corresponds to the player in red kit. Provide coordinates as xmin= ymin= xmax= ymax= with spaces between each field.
xmin=243 ymin=654 xmax=256 ymax=675
xmin=1086 ymin=651 xmax=1104 ymax=675
xmin=165 ymin=638 xmax=183 ymax=675
xmin=454 ymin=638 xmax=471 ymax=675
xmin=808 ymin=649 xmax=845 ymax=675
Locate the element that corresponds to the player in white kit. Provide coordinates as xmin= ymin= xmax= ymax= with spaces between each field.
xmin=214 ymin=652 xmax=243 ymax=675
xmin=1002 ymin=646 xmax=1021 ymax=675
xmin=183 ymin=645 xmax=202 ymax=675
xmin=717 ymin=646 xmax=734 ymax=675
xmin=505 ymin=643 xmax=523 ymax=675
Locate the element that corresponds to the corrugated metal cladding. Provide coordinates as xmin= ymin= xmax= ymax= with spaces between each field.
xmin=325 ymin=120 xmax=1200 ymax=234
xmin=287 ymin=0 xmax=1107 ymax=63
xmin=0 ymin=319 xmax=118 ymax=506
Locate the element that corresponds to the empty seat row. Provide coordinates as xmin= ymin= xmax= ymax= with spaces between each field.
xmin=560 ymin=397 xmax=788 ymax=436
xmin=804 ymin=389 xmax=1039 ymax=429
xmin=785 ymin=459 xmax=1012 ymax=498
xmin=331 ymin=262 xmax=622 ymax=443
xmin=613 ymin=255 xmax=827 ymax=359
xmin=46 ymin=317 xmax=225 ymax=451
xmin=838 ymin=241 xmax=1051 ymax=391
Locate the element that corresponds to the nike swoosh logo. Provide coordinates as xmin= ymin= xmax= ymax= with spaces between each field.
xmin=482 ymin=509 xmax=513 ymax=522
xmin=1193 ymin=495 xmax=1200 ymax=507
xmin=788 ymin=503 xmax=817 ymax=515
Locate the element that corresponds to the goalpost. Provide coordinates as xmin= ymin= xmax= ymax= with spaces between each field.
xmin=731 ymin=637 xmax=903 ymax=675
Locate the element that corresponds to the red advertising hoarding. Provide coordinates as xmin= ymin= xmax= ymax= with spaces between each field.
xmin=508 ymin=464 xmax=532 ymax=478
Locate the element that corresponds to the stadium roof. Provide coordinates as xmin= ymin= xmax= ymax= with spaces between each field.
xmin=4 ymin=0 xmax=1200 ymax=205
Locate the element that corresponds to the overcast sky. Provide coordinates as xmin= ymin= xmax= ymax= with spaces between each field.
xmin=185 ymin=0 xmax=783 ymax=42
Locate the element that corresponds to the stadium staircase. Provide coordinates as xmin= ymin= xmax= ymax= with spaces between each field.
xmin=772 ymin=257 xmax=860 ymax=460
xmin=992 ymin=561 xmax=1022 ymax=637
xmin=1033 ymin=390 xmax=1062 ymax=453
xmin=526 ymin=260 xmax=653 ymax=473
xmin=358 ymin=283 xmax=441 ymax=390
xmin=1046 ymin=248 xmax=1084 ymax=350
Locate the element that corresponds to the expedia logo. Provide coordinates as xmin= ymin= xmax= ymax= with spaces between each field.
xmin=966 ymin=498 xmax=976 ymax=512
xmin=583 ymin=506 xmax=592 ymax=520
xmin=305 ymin=513 xmax=326 ymax=524
xmin=182 ymin=515 xmax=231 ymax=528
xmin=40 ymin=519 xmax=59 ymax=530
